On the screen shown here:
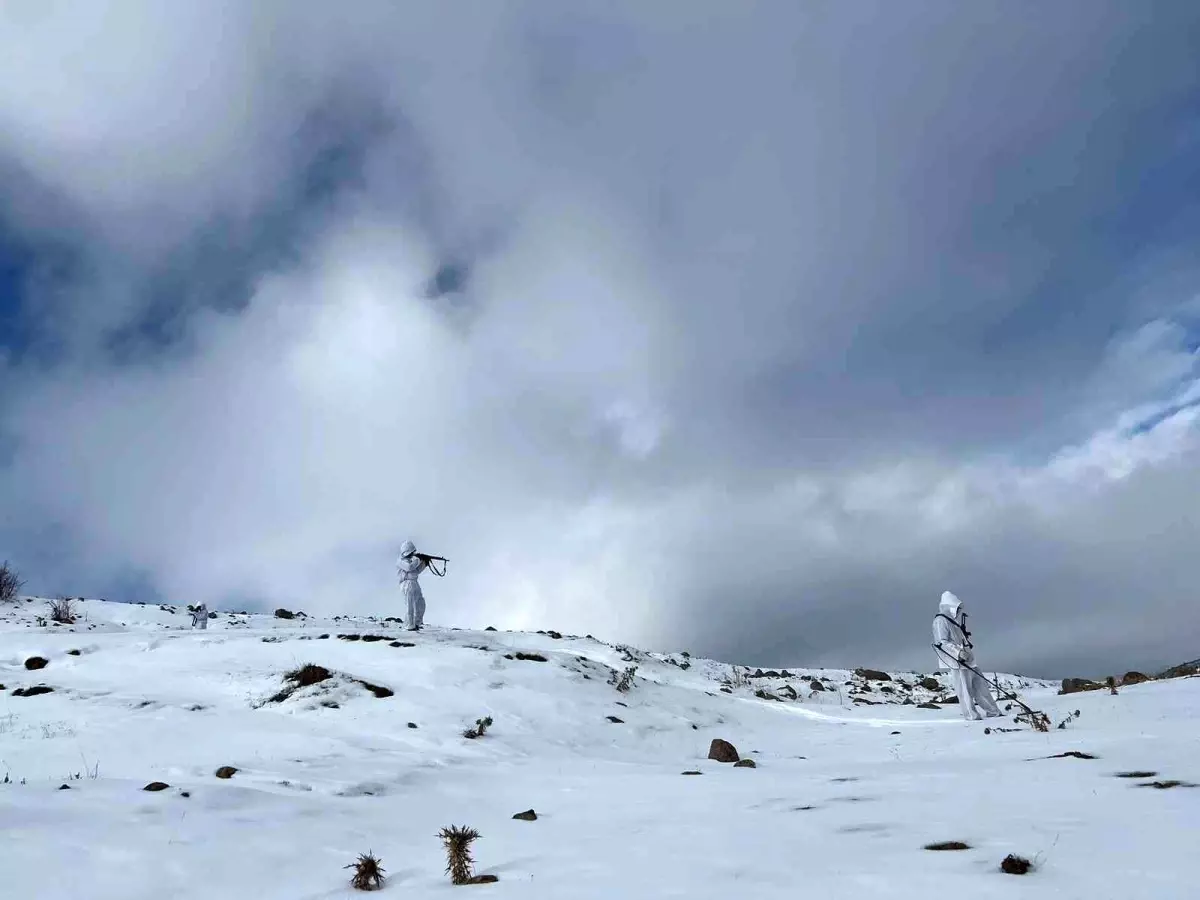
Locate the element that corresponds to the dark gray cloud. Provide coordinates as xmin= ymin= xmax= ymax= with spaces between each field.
xmin=1 ymin=1 xmax=1199 ymax=677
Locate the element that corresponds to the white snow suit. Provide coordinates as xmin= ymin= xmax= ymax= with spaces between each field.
xmin=190 ymin=604 xmax=208 ymax=630
xmin=397 ymin=540 xmax=428 ymax=631
xmin=933 ymin=591 xmax=1001 ymax=721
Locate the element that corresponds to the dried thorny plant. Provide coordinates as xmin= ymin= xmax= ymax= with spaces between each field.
xmin=0 ymin=561 xmax=24 ymax=605
xmin=608 ymin=665 xmax=638 ymax=693
xmin=345 ymin=851 xmax=386 ymax=891
xmin=1106 ymin=676 xmax=1119 ymax=696
xmin=463 ymin=716 xmax=494 ymax=739
xmin=1014 ymin=708 xmax=1051 ymax=732
xmin=439 ymin=825 xmax=480 ymax=885
xmin=1056 ymin=709 xmax=1082 ymax=730
xmin=48 ymin=597 xmax=76 ymax=624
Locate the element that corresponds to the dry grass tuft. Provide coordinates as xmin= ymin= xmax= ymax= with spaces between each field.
xmin=345 ymin=851 xmax=386 ymax=891
xmin=48 ymin=597 xmax=76 ymax=624
xmin=286 ymin=664 xmax=332 ymax=687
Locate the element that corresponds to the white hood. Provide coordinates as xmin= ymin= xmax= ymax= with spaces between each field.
xmin=399 ymin=540 xmax=416 ymax=558
xmin=940 ymin=590 xmax=962 ymax=617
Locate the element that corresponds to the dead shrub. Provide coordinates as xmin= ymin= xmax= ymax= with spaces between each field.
xmin=608 ymin=665 xmax=638 ymax=693
xmin=463 ymin=716 xmax=494 ymax=739
xmin=346 ymin=851 xmax=386 ymax=891
xmin=0 ymin=561 xmax=23 ymax=604
xmin=48 ymin=597 xmax=76 ymax=624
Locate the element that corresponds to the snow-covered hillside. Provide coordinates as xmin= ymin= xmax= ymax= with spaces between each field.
xmin=1 ymin=597 xmax=1196 ymax=899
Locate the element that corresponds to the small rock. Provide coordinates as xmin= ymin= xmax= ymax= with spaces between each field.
xmin=408 ymin=722 xmax=419 ymax=729
xmin=512 ymin=809 xmax=538 ymax=821
xmin=67 ymin=650 xmax=82 ymax=657
xmin=58 ymin=784 xmax=71 ymax=790
xmin=1121 ymin=671 xmax=1150 ymax=685
xmin=1059 ymin=678 xmax=1101 ymax=695
xmin=273 ymin=608 xmax=295 ymax=620
xmin=809 ymin=680 xmax=826 ymax=692
xmin=546 ymin=630 xmax=563 ymax=639
xmin=485 ymin=626 xmax=497 ymax=631
xmin=708 ymin=738 xmax=740 ymax=763
xmin=720 ymin=686 xmax=733 ymax=694
xmin=778 ymin=684 xmax=798 ymax=700
xmin=470 ymin=875 xmax=499 ymax=884
xmin=734 ymin=759 xmax=757 ymax=768
xmin=13 ymin=685 xmax=54 ymax=697
xmin=855 ymin=668 xmax=891 ymax=681
xmin=917 ymin=702 xmax=941 ymax=710
xmin=606 ymin=716 xmax=624 ymax=724
xmin=918 ymin=676 xmax=940 ymax=691
xmin=682 ymin=770 xmax=703 ymax=776
xmin=24 ymin=656 xmax=49 ymax=671
xmin=143 ymin=782 xmax=170 ymax=792
xmin=1000 ymin=854 xmax=1033 ymax=875
xmin=180 ymin=791 xmax=191 ymax=798
xmin=214 ymin=766 xmax=238 ymax=779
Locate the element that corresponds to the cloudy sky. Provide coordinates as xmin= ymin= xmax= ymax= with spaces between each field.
xmin=2 ymin=2 xmax=1199 ymax=678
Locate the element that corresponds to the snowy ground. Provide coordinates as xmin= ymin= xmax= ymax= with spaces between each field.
xmin=1 ymin=597 xmax=1196 ymax=898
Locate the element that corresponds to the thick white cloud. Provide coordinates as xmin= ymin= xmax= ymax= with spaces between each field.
xmin=2 ymin=1 xmax=1199 ymax=676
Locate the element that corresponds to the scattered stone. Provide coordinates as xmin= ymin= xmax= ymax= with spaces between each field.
xmin=682 ymin=770 xmax=703 ymax=776
xmin=1136 ymin=779 xmax=1197 ymax=789
xmin=214 ymin=767 xmax=238 ymax=779
xmin=1000 ymin=854 xmax=1033 ymax=875
xmin=13 ymin=685 xmax=54 ymax=697
xmin=720 ymin=686 xmax=733 ymax=694
xmin=67 ymin=650 xmax=81 ymax=656
xmin=338 ymin=634 xmax=362 ymax=641
xmin=274 ymin=608 xmax=295 ymax=620
xmin=606 ymin=716 xmax=624 ymax=724
xmin=389 ymin=641 xmax=415 ymax=648
xmin=143 ymin=782 xmax=170 ymax=792
xmin=938 ymin=696 xmax=959 ymax=705
xmin=1114 ymin=771 xmax=1157 ymax=778
xmin=734 ymin=759 xmax=757 ymax=768
xmin=778 ymin=684 xmax=798 ymax=700
xmin=357 ymin=680 xmax=394 ymax=699
xmin=1059 ymin=677 xmax=1101 ymax=695
xmin=469 ymin=875 xmax=499 ymax=884
xmin=317 ymin=634 xmax=330 ymax=640
xmin=180 ymin=791 xmax=191 ymax=798
xmin=925 ymin=841 xmax=970 ymax=851
xmin=809 ymin=680 xmax=826 ymax=692
xmin=755 ymin=689 xmax=782 ymax=702
xmin=855 ymin=668 xmax=891 ymax=681
xmin=485 ymin=626 xmax=497 ymax=631
xmin=24 ymin=656 xmax=49 ymax=671
xmin=1121 ymin=671 xmax=1150 ymax=685
xmin=919 ymin=677 xmax=940 ymax=691
xmin=512 ymin=809 xmax=538 ymax=821
xmin=917 ymin=702 xmax=941 ymax=710
xmin=511 ymin=652 xmax=548 ymax=662
xmin=1043 ymin=751 xmax=1097 ymax=760
xmin=58 ymin=784 xmax=71 ymax=790
xmin=407 ymin=722 xmax=419 ymax=729
xmin=546 ymin=631 xmax=563 ymax=640
xmin=708 ymin=738 xmax=740 ymax=763
xmin=361 ymin=634 xmax=388 ymax=643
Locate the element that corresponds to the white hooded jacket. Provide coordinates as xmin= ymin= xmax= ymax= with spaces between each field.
xmin=932 ymin=591 xmax=972 ymax=670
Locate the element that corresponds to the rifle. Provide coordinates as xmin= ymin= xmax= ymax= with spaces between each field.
xmin=414 ymin=552 xmax=448 ymax=577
